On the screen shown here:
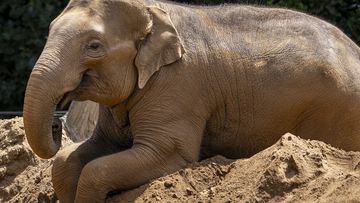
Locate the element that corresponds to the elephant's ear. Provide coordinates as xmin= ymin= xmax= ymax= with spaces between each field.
xmin=135 ymin=7 xmax=185 ymax=89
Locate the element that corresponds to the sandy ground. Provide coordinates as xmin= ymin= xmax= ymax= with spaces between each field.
xmin=1 ymin=117 xmax=360 ymax=202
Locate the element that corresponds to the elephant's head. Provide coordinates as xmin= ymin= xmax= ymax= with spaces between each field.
xmin=23 ymin=0 xmax=184 ymax=159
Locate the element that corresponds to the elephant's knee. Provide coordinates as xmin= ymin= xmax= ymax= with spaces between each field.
xmin=52 ymin=144 xmax=80 ymax=174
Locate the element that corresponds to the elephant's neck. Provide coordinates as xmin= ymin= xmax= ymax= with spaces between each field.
xmin=125 ymin=72 xmax=159 ymax=111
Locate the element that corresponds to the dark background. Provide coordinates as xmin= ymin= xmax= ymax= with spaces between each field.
xmin=0 ymin=0 xmax=359 ymax=111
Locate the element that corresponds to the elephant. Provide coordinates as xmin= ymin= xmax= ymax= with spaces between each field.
xmin=23 ymin=0 xmax=360 ymax=202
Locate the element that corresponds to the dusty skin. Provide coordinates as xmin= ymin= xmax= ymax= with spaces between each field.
xmin=1 ymin=118 xmax=360 ymax=202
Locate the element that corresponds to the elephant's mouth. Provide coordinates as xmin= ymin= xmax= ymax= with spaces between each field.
xmin=57 ymin=71 xmax=92 ymax=109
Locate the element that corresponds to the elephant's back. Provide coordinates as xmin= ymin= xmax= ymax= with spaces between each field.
xmin=155 ymin=2 xmax=360 ymax=157
xmin=161 ymin=3 xmax=358 ymax=68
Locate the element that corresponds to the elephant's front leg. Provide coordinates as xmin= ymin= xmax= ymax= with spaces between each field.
xmin=74 ymin=119 xmax=203 ymax=203
xmin=75 ymin=145 xmax=187 ymax=202
xmin=53 ymin=104 xmax=132 ymax=203
xmin=52 ymin=136 xmax=117 ymax=203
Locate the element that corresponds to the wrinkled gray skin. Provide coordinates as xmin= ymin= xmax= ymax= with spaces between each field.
xmin=23 ymin=0 xmax=360 ymax=202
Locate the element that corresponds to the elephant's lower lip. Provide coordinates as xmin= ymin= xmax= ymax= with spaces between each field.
xmin=57 ymin=88 xmax=85 ymax=109
xmin=57 ymin=72 xmax=91 ymax=109
xmin=58 ymin=92 xmax=73 ymax=110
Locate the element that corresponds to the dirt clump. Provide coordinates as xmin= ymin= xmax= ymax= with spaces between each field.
xmin=0 ymin=117 xmax=71 ymax=203
xmin=1 ymin=118 xmax=360 ymax=202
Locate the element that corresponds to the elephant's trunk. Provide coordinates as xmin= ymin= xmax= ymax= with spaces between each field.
xmin=23 ymin=53 xmax=67 ymax=159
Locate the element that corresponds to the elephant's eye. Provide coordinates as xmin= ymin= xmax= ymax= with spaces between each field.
xmin=87 ymin=41 xmax=102 ymax=51
xmin=89 ymin=42 xmax=100 ymax=50
xmin=86 ymin=40 xmax=105 ymax=58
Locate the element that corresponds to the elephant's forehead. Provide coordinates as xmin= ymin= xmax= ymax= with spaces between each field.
xmin=50 ymin=10 xmax=103 ymax=36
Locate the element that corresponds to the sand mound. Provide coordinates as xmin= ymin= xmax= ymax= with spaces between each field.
xmin=112 ymin=133 xmax=360 ymax=202
xmin=1 ymin=118 xmax=359 ymax=202
xmin=0 ymin=118 xmax=71 ymax=203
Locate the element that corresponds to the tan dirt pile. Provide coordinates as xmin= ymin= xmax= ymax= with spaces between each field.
xmin=0 ymin=118 xmax=72 ymax=203
xmin=1 ymin=118 xmax=360 ymax=203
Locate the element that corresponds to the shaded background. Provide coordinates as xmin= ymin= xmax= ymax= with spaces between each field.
xmin=0 ymin=0 xmax=359 ymax=111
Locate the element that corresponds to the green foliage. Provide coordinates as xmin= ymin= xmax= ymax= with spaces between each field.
xmin=0 ymin=0 xmax=359 ymax=110
xmin=0 ymin=0 xmax=68 ymax=110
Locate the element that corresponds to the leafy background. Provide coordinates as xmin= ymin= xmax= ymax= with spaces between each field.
xmin=0 ymin=0 xmax=359 ymax=110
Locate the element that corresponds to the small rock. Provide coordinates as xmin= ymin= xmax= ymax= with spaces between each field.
xmin=164 ymin=181 xmax=173 ymax=188
xmin=185 ymin=188 xmax=193 ymax=195
xmin=35 ymin=176 xmax=41 ymax=184
xmin=172 ymin=193 xmax=178 ymax=198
